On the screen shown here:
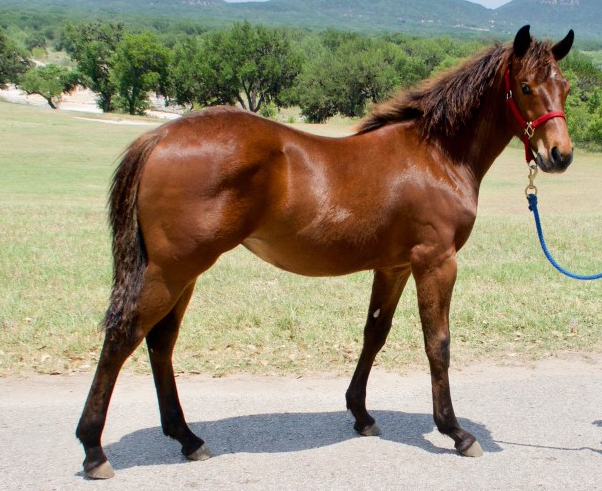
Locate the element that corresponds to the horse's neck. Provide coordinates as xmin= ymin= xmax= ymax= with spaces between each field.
xmin=443 ymin=77 xmax=514 ymax=185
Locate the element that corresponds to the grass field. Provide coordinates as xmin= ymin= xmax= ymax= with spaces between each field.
xmin=1 ymin=101 xmax=602 ymax=377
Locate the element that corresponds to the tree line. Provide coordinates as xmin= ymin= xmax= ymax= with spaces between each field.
xmin=2 ymin=21 xmax=602 ymax=149
xmin=0 ymin=22 xmax=487 ymax=119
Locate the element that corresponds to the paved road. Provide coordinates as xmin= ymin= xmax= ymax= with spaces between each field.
xmin=1 ymin=356 xmax=601 ymax=491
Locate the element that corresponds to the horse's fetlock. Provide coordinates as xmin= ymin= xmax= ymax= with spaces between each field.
xmin=76 ymin=418 xmax=104 ymax=446
xmin=345 ymin=388 xmax=364 ymax=410
xmin=433 ymin=411 xmax=456 ymax=435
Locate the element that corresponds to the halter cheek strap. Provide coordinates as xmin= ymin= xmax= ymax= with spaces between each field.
xmin=504 ymin=67 xmax=566 ymax=163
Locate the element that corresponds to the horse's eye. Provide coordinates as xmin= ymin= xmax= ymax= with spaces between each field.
xmin=521 ymin=83 xmax=531 ymax=95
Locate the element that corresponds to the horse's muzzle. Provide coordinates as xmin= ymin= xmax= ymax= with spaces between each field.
xmin=537 ymin=147 xmax=573 ymax=173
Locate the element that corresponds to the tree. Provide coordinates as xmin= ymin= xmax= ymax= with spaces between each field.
xmin=24 ymin=31 xmax=46 ymax=52
xmin=295 ymin=37 xmax=407 ymax=123
xmin=19 ymin=64 xmax=80 ymax=109
xmin=110 ymin=32 xmax=171 ymax=115
xmin=294 ymin=33 xmax=490 ymax=123
xmin=64 ymin=22 xmax=124 ymax=112
xmin=560 ymin=51 xmax=602 ymax=150
xmin=171 ymin=22 xmax=302 ymax=112
xmin=169 ymin=37 xmax=219 ymax=111
xmin=0 ymin=28 xmax=31 ymax=88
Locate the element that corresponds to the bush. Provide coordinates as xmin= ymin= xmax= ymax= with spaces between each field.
xmin=259 ymin=102 xmax=278 ymax=119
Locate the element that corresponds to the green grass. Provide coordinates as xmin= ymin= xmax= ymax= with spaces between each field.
xmin=1 ymin=101 xmax=602 ymax=377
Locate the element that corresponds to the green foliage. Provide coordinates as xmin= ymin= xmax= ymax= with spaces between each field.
xmin=170 ymin=22 xmax=302 ymax=112
xmin=259 ymin=102 xmax=278 ymax=119
xmin=64 ymin=22 xmax=124 ymax=112
xmin=169 ymin=36 xmax=223 ymax=110
xmin=24 ymin=31 xmax=46 ymax=52
xmin=433 ymin=54 xmax=461 ymax=74
xmin=561 ymin=51 xmax=602 ymax=151
xmin=30 ymin=47 xmax=47 ymax=60
xmin=295 ymin=33 xmax=439 ymax=123
xmin=561 ymin=50 xmax=602 ymax=93
xmin=110 ymin=32 xmax=171 ymax=115
xmin=388 ymin=34 xmax=486 ymax=78
xmin=0 ymin=28 xmax=31 ymax=88
xmin=19 ymin=64 xmax=79 ymax=109
xmin=293 ymin=31 xmax=489 ymax=123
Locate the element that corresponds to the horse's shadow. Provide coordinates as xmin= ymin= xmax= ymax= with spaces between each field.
xmin=104 ymin=410 xmax=502 ymax=471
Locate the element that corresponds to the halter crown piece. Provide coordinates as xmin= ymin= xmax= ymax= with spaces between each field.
xmin=504 ymin=65 xmax=566 ymax=163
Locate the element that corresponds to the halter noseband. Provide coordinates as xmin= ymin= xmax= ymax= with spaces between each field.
xmin=504 ymin=66 xmax=566 ymax=163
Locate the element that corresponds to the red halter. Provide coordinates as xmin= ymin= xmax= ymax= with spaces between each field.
xmin=504 ymin=66 xmax=566 ymax=163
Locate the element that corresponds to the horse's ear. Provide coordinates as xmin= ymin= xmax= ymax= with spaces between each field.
xmin=552 ymin=29 xmax=575 ymax=61
xmin=514 ymin=25 xmax=531 ymax=58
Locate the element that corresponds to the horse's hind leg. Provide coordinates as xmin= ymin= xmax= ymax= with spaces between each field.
xmin=76 ymin=263 xmax=196 ymax=479
xmin=145 ymin=283 xmax=210 ymax=461
xmin=346 ymin=267 xmax=411 ymax=435
xmin=413 ymin=252 xmax=482 ymax=457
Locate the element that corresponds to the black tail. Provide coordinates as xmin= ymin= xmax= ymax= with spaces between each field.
xmin=102 ymin=132 xmax=163 ymax=336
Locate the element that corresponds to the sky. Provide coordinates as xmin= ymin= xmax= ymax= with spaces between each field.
xmin=224 ymin=0 xmax=513 ymax=7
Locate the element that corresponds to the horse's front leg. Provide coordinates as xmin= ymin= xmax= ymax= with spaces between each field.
xmin=412 ymin=250 xmax=483 ymax=457
xmin=346 ymin=267 xmax=411 ymax=435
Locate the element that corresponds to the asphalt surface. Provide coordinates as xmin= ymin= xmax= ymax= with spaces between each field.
xmin=1 ymin=355 xmax=601 ymax=491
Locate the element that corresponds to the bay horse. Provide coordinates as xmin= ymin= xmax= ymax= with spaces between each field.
xmin=76 ymin=25 xmax=575 ymax=479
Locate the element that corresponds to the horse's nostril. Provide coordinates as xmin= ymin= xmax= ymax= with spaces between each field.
xmin=549 ymin=147 xmax=573 ymax=169
xmin=551 ymin=146 xmax=561 ymax=164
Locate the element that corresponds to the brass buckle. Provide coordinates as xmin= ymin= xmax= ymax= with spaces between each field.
xmin=524 ymin=122 xmax=535 ymax=139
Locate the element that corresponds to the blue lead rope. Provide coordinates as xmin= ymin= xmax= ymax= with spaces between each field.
xmin=527 ymin=193 xmax=602 ymax=280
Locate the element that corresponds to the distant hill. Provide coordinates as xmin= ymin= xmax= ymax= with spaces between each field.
xmin=219 ymin=0 xmax=495 ymax=33
xmin=494 ymin=0 xmax=599 ymax=37
xmin=0 ymin=0 xmax=598 ymax=40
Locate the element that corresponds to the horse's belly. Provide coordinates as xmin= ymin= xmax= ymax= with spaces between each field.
xmin=242 ymin=234 xmax=400 ymax=277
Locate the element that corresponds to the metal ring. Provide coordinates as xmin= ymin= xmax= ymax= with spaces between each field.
xmin=525 ymin=184 xmax=538 ymax=196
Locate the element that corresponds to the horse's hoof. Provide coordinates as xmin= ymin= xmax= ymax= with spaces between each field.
xmin=85 ymin=460 xmax=115 ymax=480
xmin=186 ymin=443 xmax=211 ymax=461
xmin=359 ymin=423 xmax=381 ymax=437
xmin=460 ymin=440 xmax=483 ymax=457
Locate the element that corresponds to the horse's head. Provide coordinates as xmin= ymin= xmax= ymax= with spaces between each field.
xmin=508 ymin=25 xmax=574 ymax=173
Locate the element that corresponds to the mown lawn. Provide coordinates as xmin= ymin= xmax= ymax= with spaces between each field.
xmin=1 ymin=101 xmax=601 ymax=377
